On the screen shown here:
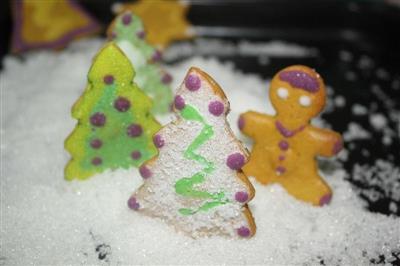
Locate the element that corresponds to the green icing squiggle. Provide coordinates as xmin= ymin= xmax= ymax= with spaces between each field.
xmin=175 ymin=105 xmax=228 ymax=215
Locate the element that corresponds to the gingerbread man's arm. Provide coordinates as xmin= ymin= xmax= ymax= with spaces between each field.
xmin=308 ymin=127 xmax=343 ymax=157
xmin=239 ymin=111 xmax=274 ymax=138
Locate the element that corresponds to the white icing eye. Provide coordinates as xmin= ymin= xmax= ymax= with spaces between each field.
xmin=277 ymin=87 xmax=289 ymax=99
xmin=299 ymin=95 xmax=312 ymax=107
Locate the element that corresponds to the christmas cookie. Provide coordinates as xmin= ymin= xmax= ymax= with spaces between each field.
xmin=11 ymin=0 xmax=100 ymax=53
xmin=64 ymin=43 xmax=161 ymax=180
xmin=128 ymin=67 xmax=256 ymax=238
xmin=239 ymin=65 xmax=343 ymax=206
xmin=107 ymin=11 xmax=173 ymax=114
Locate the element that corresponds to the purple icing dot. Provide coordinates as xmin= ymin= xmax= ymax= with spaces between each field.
xmin=110 ymin=31 xmax=117 ymax=40
xmin=153 ymin=134 xmax=164 ymax=148
xmin=161 ymin=73 xmax=173 ymax=84
xmin=237 ymin=226 xmax=251 ymax=237
xmin=136 ymin=30 xmax=145 ymax=39
xmin=238 ymin=116 xmax=245 ymax=130
xmin=114 ymin=97 xmax=131 ymax=112
xmin=278 ymin=70 xmax=319 ymax=93
xmin=226 ymin=153 xmax=245 ymax=170
xmin=235 ymin=191 xmax=249 ymax=203
xmin=90 ymin=139 xmax=102 ymax=149
xmin=278 ymin=155 xmax=285 ymax=161
xmin=208 ymin=101 xmax=224 ymax=116
xmin=91 ymin=157 xmax=102 ymax=166
xmin=174 ymin=95 xmax=185 ymax=110
xmin=139 ymin=165 xmax=152 ymax=179
xmin=127 ymin=196 xmax=140 ymax=210
xmin=319 ymin=194 xmax=332 ymax=206
xmin=90 ymin=112 xmax=106 ymax=127
xmin=332 ymin=139 xmax=343 ymax=155
xmin=131 ymin=150 xmax=142 ymax=160
xmin=122 ymin=13 xmax=132 ymax=25
xmin=279 ymin=140 xmax=289 ymax=151
xmin=276 ymin=166 xmax=286 ymax=175
xmin=185 ymin=74 xmax=201 ymax=91
xmin=103 ymin=75 xmax=114 ymax=85
xmin=152 ymin=50 xmax=162 ymax=62
xmin=127 ymin=124 xmax=143 ymax=137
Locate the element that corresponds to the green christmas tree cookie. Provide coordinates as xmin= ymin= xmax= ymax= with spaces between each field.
xmin=108 ymin=11 xmax=173 ymax=114
xmin=64 ymin=43 xmax=161 ymax=180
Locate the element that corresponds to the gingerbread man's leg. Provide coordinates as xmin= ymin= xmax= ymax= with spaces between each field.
xmin=279 ymin=168 xmax=332 ymax=206
xmin=243 ymin=145 xmax=276 ymax=185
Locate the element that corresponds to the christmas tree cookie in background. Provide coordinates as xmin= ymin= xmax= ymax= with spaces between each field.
xmin=107 ymin=11 xmax=173 ymax=114
xmin=128 ymin=67 xmax=256 ymax=238
xmin=112 ymin=0 xmax=194 ymax=49
xmin=239 ymin=65 xmax=343 ymax=206
xmin=11 ymin=0 xmax=100 ymax=53
xmin=64 ymin=43 xmax=161 ymax=181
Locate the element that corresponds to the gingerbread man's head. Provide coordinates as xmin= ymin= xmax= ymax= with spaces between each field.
xmin=269 ymin=65 xmax=326 ymax=127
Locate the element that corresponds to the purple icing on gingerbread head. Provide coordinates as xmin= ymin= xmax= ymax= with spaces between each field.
xmin=279 ymin=70 xmax=319 ymax=93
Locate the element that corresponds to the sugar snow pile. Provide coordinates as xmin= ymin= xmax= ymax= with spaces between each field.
xmin=1 ymin=39 xmax=399 ymax=265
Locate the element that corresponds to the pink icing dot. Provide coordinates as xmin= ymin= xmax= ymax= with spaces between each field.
xmin=90 ymin=112 xmax=106 ymax=127
xmin=161 ymin=73 xmax=173 ymax=84
xmin=152 ymin=50 xmax=162 ymax=62
xmin=91 ymin=157 xmax=102 ymax=166
xmin=226 ymin=153 xmax=245 ymax=170
xmin=103 ymin=75 xmax=114 ymax=85
xmin=139 ymin=165 xmax=152 ymax=179
xmin=332 ymin=139 xmax=343 ymax=155
xmin=237 ymin=226 xmax=251 ymax=237
xmin=276 ymin=166 xmax=286 ymax=175
xmin=174 ymin=95 xmax=185 ymax=110
xmin=279 ymin=140 xmax=289 ymax=151
xmin=153 ymin=134 xmax=164 ymax=148
xmin=127 ymin=196 xmax=140 ymax=210
xmin=319 ymin=194 xmax=332 ymax=206
xmin=127 ymin=124 xmax=143 ymax=137
xmin=235 ymin=191 xmax=249 ymax=203
xmin=185 ymin=74 xmax=201 ymax=91
xmin=136 ymin=31 xmax=145 ymax=39
xmin=114 ymin=97 xmax=131 ymax=112
xmin=90 ymin=139 xmax=102 ymax=149
xmin=208 ymin=101 xmax=224 ymax=116
xmin=278 ymin=155 xmax=285 ymax=161
xmin=131 ymin=150 xmax=141 ymax=160
xmin=238 ymin=115 xmax=245 ymax=130
xmin=122 ymin=13 xmax=132 ymax=25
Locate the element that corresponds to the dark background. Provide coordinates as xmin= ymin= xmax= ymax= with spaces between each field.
xmin=1 ymin=0 xmax=400 ymax=215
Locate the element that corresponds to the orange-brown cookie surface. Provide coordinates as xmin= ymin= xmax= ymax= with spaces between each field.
xmin=239 ymin=65 xmax=343 ymax=206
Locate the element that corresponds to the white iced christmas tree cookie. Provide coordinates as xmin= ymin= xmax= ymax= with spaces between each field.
xmin=128 ymin=67 xmax=256 ymax=238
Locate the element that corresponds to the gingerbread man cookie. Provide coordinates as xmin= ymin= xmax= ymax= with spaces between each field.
xmin=128 ymin=67 xmax=256 ymax=238
xmin=239 ymin=65 xmax=343 ymax=206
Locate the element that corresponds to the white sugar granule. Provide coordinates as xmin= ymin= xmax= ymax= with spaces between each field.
xmin=369 ymin=113 xmax=387 ymax=130
xmin=352 ymin=103 xmax=368 ymax=116
xmin=1 ymin=38 xmax=399 ymax=265
xmin=343 ymin=122 xmax=371 ymax=141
